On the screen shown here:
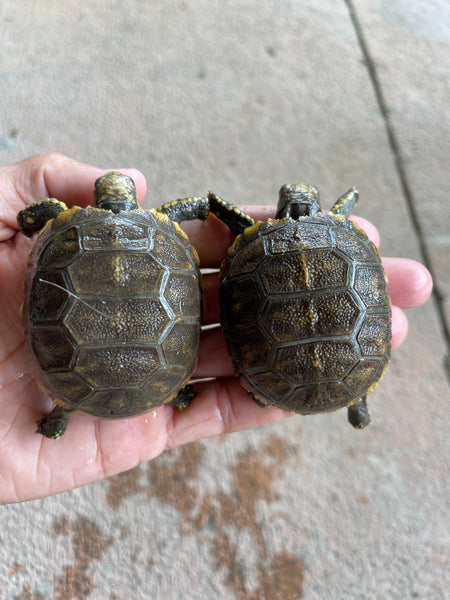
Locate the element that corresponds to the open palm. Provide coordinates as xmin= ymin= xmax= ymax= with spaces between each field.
xmin=0 ymin=154 xmax=433 ymax=504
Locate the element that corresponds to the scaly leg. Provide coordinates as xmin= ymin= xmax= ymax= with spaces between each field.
xmin=207 ymin=191 xmax=255 ymax=237
xmin=17 ymin=199 xmax=68 ymax=236
xmin=329 ymin=187 xmax=359 ymax=218
xmin=157 ymin=197 xmax=209 ymax=224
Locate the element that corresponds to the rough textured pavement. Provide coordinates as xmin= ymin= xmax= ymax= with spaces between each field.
xmin=0 ymin=1 xmax=449 ymax=598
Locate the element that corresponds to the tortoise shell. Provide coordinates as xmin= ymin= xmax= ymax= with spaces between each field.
xmin=23 ymin=205 xmax=202 ymax=419
xmin=212 ymin=185 xmax=391 ymax=425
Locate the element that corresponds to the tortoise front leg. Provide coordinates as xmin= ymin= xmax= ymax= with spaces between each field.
xmin=17 ymin=199 xmax=68 ymax=236
xmin=207 ymin=191 xmax=255 ymax=237
xmin=329 ymin=187 xmax=359 ymax=218
xmin=36 ymin=405 xmax=73 ymax=439
xmin=157 ymin=197 xmax=209 ymax=224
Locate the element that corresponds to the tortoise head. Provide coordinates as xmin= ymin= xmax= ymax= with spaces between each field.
xmin=93 ymin=171 xmax=139 ymax=213
xmin=276 ymin=184 xmax=321 ymax=219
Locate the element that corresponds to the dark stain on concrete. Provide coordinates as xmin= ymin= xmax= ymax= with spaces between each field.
xmin=207 ymin=439 xmax=305 ymax=598
xmin=146 ymin=440 xmax=204 ymax=517
xmin=14 ymin=585 xmax=45 ymax=600
xmin=104 ymin=465 xmax=145 ymax=510
xmin=101 ymin=434 xmax=304 ymax=598
xmin=252 ymin=551 xmax=305 ymax=600
xmin=52 ymin=515 xmax=113 ymax=600
xmin=8 ymin=561 xmax=24 ymax=576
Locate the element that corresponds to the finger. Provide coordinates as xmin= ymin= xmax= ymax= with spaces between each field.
xmin=193 ymin=326 xmax=233 ymax=379
xmin=0 ymin=153 xmax=147 ymax=240
xmin=165 ymin=378 xmax=292 ymax=450
xmin=182 ymin=213 xmax=236 ymax=268
xmin=202 ymin=271 xmax=220 ymax=325
xmin=182 ymin=207 xmax=381 ymax=268
xmin=391 ymin=305 xmax=408 ymax=350
xmin=383 ymin=257 xmax=433 ymax=308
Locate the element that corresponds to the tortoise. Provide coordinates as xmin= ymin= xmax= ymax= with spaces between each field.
xmin=208 ymin=184 xmax=391 ymax=428
xmin=17 ymin=172 xmax=208 ymax=439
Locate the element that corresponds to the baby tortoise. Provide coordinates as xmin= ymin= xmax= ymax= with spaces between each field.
xmin=18 ymin=172 xmax=208 ymax=439
xmin=209 ymin=184 xmax=391 ymax=428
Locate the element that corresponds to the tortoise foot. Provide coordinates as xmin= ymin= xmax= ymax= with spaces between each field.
xmin=36 ymin=406 xmax=72 ymax=439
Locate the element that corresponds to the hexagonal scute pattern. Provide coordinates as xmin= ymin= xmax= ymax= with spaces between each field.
xmin=75 ymin=346 xmax=160 ymax=387
xmin=23 ymin=207 xmax=202 ymax=416
xmin=164 ymin=273 xmax=201 ymax=318
xmin=275 ymin=342 xmax=359 ymax=385
xmin=260 ymin=249 xmax=349 ymax=295
xmin=357 ymin=313 xmax=391 ymax=356
xmin=161 ymin=323 xmax=201 ymax=366
xmin=151 ymin=229 xmax=195 ymax=270
xmin=68 ymin=251 xmax=164 ymax=296
xmin=65 ymin=298 xmax=171 ymax=345
xmin=220 ymin=214 xmax=391 ymax=413
xmin=262 ymin=291 xmax=360 ymax=343
xmin=354 ymin=265 xmax=390 ymax=308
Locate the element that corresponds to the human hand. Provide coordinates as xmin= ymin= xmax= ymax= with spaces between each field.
xmin=0 ymin=153 xmax=433 ymax=504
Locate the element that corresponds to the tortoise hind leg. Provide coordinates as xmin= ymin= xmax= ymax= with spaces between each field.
xmin=347 ymin=396 xmax=371 ymax=429
xmin=170 ymin=384 xmax=195 ymax=410
xmin=329 ymin=187 xmax=359 ymax=218
xmin=36 ymin=406 xmax=73 ymax=439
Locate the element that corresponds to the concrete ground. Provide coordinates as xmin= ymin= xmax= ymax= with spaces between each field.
xmin=0 ymin=1 xmax=448 ymax=598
